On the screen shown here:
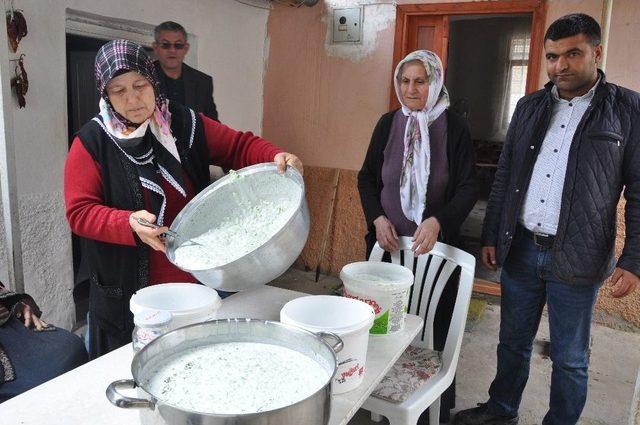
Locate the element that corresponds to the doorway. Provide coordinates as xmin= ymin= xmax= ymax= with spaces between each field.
xmin=67 ymin=35 xmax=105 ymax=142
xmin=391 ymin=1 xmax=547 ymax=293
xmin=66 ymin=34 xmax=108 ymax=323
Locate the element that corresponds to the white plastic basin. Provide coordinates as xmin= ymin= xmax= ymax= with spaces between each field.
xmin=130 ymin=283 xmax=222 ymax=331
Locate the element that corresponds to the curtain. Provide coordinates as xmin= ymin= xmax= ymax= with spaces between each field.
xmin=490 ymin=21 xmax=531 ymax=141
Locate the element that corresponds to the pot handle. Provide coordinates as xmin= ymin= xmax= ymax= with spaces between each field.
xmin=316 ymin=331 xmax=344 ymax=353
xmin=106 ymin=379 xmax=154 ymax=409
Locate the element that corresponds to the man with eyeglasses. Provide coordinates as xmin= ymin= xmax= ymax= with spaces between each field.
xmin=153 ymin=21 xmax=219 ymax=121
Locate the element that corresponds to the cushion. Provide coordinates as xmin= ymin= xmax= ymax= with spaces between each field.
xmin=371 ymin=345 xmax=441 ymax=403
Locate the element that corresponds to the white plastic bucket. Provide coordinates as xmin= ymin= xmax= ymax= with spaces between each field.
xmin=280 ymin=295 xmax=375 ymax=394
xmin=130 ymin=283 xmax=222 ymax=331
xmin=340 ymin=262 xmax=414 ymax=335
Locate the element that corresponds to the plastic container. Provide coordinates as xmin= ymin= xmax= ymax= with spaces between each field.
xmin=130 ymin=283 xmax=222 ymax=331
xmin=132 ymin=309 xmax=172 ymax=352
xmin=340 ymin=262 xmax=414 ymax=335
xmin=280 ymin=295 xmax=375 ymax=394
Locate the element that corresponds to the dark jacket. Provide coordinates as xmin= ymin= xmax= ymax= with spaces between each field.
xmin=481 ymin=71 xmax=640 ymax=284
xmin=358 ymin=109 xmax=478 ymax=253
xmin=75 ymin=103 xmax=211 ymax=357
xmin=154 ymin=61 xmax=219 ymax=121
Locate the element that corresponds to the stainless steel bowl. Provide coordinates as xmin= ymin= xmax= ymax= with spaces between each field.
xmin=107 ymin=319 xmax=343 ymax=425
xmin=166 ymin=163 xmax=310 ymax=291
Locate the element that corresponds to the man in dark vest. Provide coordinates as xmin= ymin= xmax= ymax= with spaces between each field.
xmin=153 ymin=21 xmax=219 ymax=121
xmin=455 ymin=13 xmax=640 ymax=425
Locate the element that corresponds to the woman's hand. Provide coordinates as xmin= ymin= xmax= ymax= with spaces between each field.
xmin=15 ymin=302 xmax=48 ymax=330
xmin=412 ymin=217 xmax=441 ymax=256
xmin=374 ymin=216 xmax=399 ymax=252
xmin=274 ymin=152 xmax=304 ymax=175
xmin=129 ymin=210 xmax=168 ymax=253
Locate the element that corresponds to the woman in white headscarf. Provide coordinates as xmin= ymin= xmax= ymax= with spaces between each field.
xmin=358 ymin=50 xmax=478 ymax=422
xmin=359 ymin=49 xmax=477 ymax=256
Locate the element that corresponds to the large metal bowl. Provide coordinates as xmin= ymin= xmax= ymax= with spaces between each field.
xmin=166 ymin=163 xmax=310 ymax=291
xmin=106 ymin=319 xmax=343 ymax=425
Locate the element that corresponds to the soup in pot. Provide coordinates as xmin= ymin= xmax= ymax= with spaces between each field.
xmin=143 ymin=341 xmax=330 ymax=414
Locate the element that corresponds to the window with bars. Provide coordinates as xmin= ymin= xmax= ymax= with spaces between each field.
xmin=505 ymin=34 xmax=530 ymax=125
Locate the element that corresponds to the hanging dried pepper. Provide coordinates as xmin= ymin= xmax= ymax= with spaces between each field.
xmin=11 ymin=54 xmax=28 ymax=108
xmin=6 ymin=10 xmax=27 ymax=53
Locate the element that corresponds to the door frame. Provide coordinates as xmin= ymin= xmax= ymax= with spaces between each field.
xmin=391 ymin=0 xmax=547 ymax=108
xmin=65 ymin=9 xmax=198 ymax=66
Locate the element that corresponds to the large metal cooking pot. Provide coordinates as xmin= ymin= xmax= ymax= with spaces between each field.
xmin=166 ymin=163 xmax=310 ymax=291
xmin=107 ymin=319 xmax=343 ymax=425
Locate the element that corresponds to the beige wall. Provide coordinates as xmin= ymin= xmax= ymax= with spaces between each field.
xmin=263 ymin=1 xmax=395 ymax=171
xmin=606 ymin=0 xmax=640 ymax=91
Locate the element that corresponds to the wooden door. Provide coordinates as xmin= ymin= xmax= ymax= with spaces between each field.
xmin=407 ymin=15 xmax=449 ymax=68
xmin=390 ymin=15 xmax=449 ymax=109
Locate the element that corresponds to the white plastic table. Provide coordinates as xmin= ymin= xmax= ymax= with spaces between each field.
xmin=0 ymin=285 xmax=423 ymax=425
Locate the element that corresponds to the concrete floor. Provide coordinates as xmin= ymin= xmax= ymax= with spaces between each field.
xmin=269 ymin=268 xmax=640 ymax=425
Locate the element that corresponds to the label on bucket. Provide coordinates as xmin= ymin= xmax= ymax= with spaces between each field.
xmin=336 ymin=361 xmax=365 ymax=384
xmin=370 ymin=310 xmax=388 ymax=334
xmin=343 ymin=289 xmax=408 ymax=335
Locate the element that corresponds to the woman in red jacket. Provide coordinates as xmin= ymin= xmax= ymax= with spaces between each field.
xmin=64 ymin=39 xmax=302 ymax=358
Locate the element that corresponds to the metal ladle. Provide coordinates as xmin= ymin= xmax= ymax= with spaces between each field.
xmin=133 ymin=216 xmax=207 ymax=248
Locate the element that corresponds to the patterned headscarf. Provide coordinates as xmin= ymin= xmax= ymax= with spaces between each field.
xmin=394 ymin=50 xmax=450 ymax=225
xmin=95 ymin=39 xmax=165 ymax=123
xmin=94 ymin=39 xmax=179 ymax=162
xmin=93 ymin=39 xmax=187 ymax=225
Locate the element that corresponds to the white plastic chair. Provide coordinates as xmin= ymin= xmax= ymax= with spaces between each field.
xmin=362 ymin=236 xmax=476 ymax=425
